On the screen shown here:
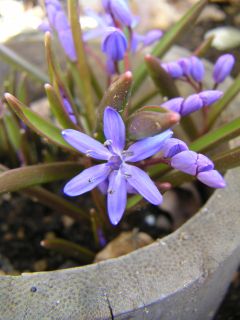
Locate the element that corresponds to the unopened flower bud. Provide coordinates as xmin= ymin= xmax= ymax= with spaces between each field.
xmin=190 ymin=56 xmax=205 ymax=82
xmin=198 ymin=90 xmax=223 ymax=106
xmin=181 ymin=94 xmax=203 ymax=116
xmin=161 ymin=138 xmax=188 ymax=158
xmin=178 ymin=58 xmax=192 ymax=77
xmin=213 ymin=54 xmax=235 ymax=84
xmin=102 ymin=0 xmax=133 ymax=27
xmin=162 ymin=97 xmax=184 ymax=114
xmin=102 ymin=27 xmax=128 ymax=61
xmin=171 ymin=150 xmax=198 ymax=175
xmin=161 ymin=62 xmax=183 ymax=78
xmin=197 ymin=170 xmax=226 ymax=188
xmin=196 ymin=154 xmax=214 ymax=173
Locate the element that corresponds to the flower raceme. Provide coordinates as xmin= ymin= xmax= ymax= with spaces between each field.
xmin=161 ymin=138 xmax=226 ymax=188
xmin=162 ymin=90 xmax=223 ymax=117
xmin=62 ymin=107 xmax=173 ymax=225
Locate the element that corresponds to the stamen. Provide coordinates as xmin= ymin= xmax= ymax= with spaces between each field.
xmin=123 ymin=171 xmax=132 ymax=178
xmin=122 ymin=150 xmax=134 ymax=157
xmin=86 ymin=150 xmax=93 ymax=157
xmin=104 ymin=139 xmax=113 ymax=146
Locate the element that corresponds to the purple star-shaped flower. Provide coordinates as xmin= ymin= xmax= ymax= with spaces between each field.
xmin=62 ymin=107 xmax=173 ymax=225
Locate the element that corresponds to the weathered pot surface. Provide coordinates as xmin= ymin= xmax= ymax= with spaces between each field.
xmin=0 ymin=168 xmax=240 ymax=320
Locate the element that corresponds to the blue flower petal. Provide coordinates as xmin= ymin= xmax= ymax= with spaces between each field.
xmin=104 ymin=107 xmax=126 ymax=154
xmin=63 ymin=164 xmax=110 ymax=196
xmin=125 ymin=129 xmax=173 ymax=162
xmin=62 ymin=129 xmax=112 ymax=160
xmin=122 ymin=164 xmax=162 ymax=205
xmin=107 ymin=170 xmax=127 ymax=225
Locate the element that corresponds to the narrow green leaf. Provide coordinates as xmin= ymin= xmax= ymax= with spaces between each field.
xmin=126 ymin=194 xmax=142 ymax=210
xmin=194 ymin=35 xmax=214 ymax=57
xmin=144 ymin=54 xmax=179 ymax=99
xmin=133 ymin=0 xmax=208 ymax=93
xmin=68 ymin=0 xmax=95 ymax=130
xmin=5 ymin=93 xmax=75 ymax=151
xmin=45 ymin=84 xmax=77 ymax=129
xmin=213 ymin=146 xmax=240 ymax=171
xmin=0 ymin=164 xmax=88 ymax=220
xmin=191 ymin=117 xmax=240 ymax=152
xmin=23 ymin=186 xmax=89 ymax=221
xmin=207 ymin=72 xmax=240 ymax=128
xmin=132 ymin=89 xmax=159 ymax=112
xmin=0 ymin=44 xmax=49 ymax=84
xmin=3 ymin=109 xmax=21 ymax=152
xmin=41 ymin=237 xmax=95 ymax=263
xmin=0 ymin=162 xmax=81 ymax=193
xmin=45 ymin=33 xmax=81 ymax=129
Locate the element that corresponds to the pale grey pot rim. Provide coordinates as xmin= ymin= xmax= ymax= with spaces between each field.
xmin=0 ymin=168 xmax=240 ymax=320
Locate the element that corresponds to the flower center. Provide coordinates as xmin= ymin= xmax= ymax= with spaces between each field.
xmin=108 ymin=154 xmax=122 ymax=170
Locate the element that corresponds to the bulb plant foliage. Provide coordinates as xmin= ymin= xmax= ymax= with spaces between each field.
xmin=0 ymin=0 xmax=240 ymax=257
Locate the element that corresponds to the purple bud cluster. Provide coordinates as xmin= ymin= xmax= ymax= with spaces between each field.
xmin=162 ymin=54 xmax=235 ymax=87
xmin=162 ymin=56 xmax=205 ymax=82
xmin=162 ymin=90 xmax=223 ymax=117
xmin=161 ymin=139 xmax=226 ymax=188
xmin=44 ymin=0 xmax=76 ymax=61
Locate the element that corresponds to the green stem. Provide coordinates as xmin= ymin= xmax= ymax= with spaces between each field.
xmin=68 ymin=0 xmax=95 ymax=130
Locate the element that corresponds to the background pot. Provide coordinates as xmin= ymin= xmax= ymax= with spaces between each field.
xmin=0 ymin=168 xmax=240 ymax=320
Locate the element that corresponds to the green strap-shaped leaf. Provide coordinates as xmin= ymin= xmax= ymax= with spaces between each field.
xmin=41 ymin=237 xmax=95 ymax=263
xmin=144 ymin=54 xmax=179 ymax=99
xmin=0 ymin=164 xmax=88 ymax=220
xmin=5 ymin=93 xmax=75 ymax=151
xmin=207 ymin=72 xmax=240 ymax=128
xmin=191 ymin=116 xmax=240 ymax=152
xmin=45 ymin=33 xmax=81 ymax=129
xmin=132 ymin=0 xmax=207 ymax=93
xmin=0 ymin=44 xmax=49 ymax=84
xmin=0 ymin=162 xmax=81 ymax=193
xmin=23 ymin=186 xmax=88 ymax=221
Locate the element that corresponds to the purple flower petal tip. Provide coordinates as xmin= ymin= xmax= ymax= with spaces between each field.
xmin=198 ymin=90 xmax=223 ymax=106
xmin=143 ymin=29 xmax=163 ymax=46
xmin=197 ymin=170 xmax=226 ymax=188
xmin=213 ymin=54 xmax=235 ymax=84
xmin=102 ymin=27 xmax=128 ymax=61
xmin=161 ymin=138 xmax=189 ymax=158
